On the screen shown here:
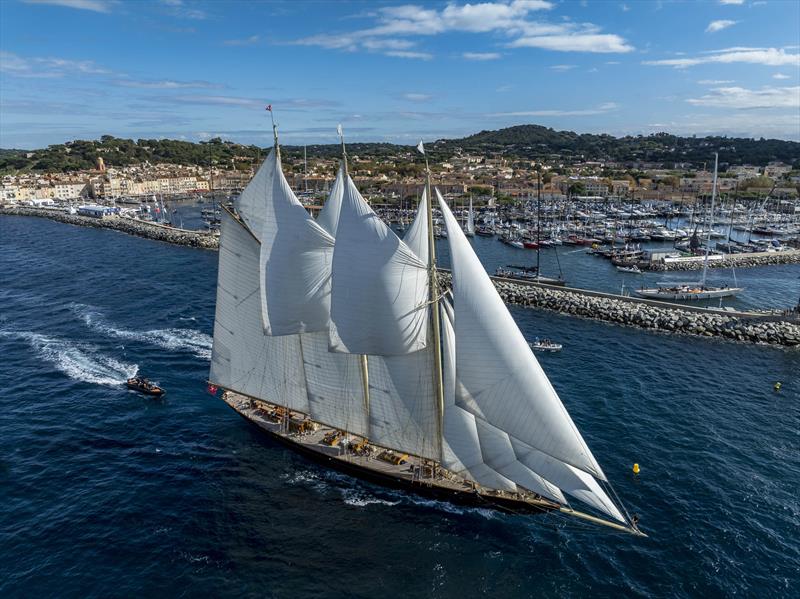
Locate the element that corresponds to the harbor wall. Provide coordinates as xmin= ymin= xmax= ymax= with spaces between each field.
xmin=648 ymin=250 xmax=800 ymax=271
xmin=1 ymin=206 xmax=220 ymax=249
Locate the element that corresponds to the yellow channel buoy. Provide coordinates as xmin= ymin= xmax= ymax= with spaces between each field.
xmin=774 ymin=382 xmax=782 ymax=392
xmin=632 ymin=463 xmax=640 ymax=475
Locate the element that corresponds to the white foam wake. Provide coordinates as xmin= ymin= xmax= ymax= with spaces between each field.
xmin=74 ymin=304 xmax=212 ymax=360
xmin=2 ymin=331 xmax=138 ymax=387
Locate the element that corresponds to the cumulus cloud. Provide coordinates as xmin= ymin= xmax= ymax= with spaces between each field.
xmin=290 ymin=1 xmax=632 ymax=57
xmin=773 ymin=73 xmax=791 ymax=80
xmin=686 ymin=86 xmax=800 ymax=109
xmin=718 ymin=0 xmax=744 ymax=5
xmin=0 ymin=51 xmax=110 ymax=77
xmin=706 ymin=20 xmax=737 ymax=33
xmin=644 ymin=47 xmax=800 ymax=68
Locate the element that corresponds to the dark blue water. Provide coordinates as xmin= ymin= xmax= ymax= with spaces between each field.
xmin=1 ymin=216 xmax=798 ymax=597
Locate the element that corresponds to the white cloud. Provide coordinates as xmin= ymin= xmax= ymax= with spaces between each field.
xmin=402 ymin=93 xmax=432 ymax=101
xmin=224 ymin=35 xmax=260 ymax=47
xmin=0 ymin=51 xmax=110 ymax=77
xmin=385 ymin=50 xmax=433 ymax=60
xmin=706 ymin=19 xmax=737 ymax=33
xmin=510 ymin=33 xmax=633 ymax=53
xmin=773 ymin=73 xmax=791 ymax=80
xmin=489 ymin=101 xmax=619 ymax=117
xmin=687 ymin=86 xmax=800 ymax=109
xmin=160 ymin=0 xmax=206 ymax=20
xmin=115 ymin=79 xmax=220 ymax=89
xmin=620 ymin=3 xmax=630 ymax=11
xmin=718 ymin=0 xmax=744 ymax=4
xmin=23 ymin=0 xmax=114 ymax=12
xmin=698 ymin=79 xmax=734 ymax=84
xmin=291 ymin=1 xmax=632 ymax=56
xmin=463 ymin=52 xmax=502 ymax=60
xmin=644 ymin=47 xmax=800 ymax=68
xmin=550 ymin=64 xmax=576 ymax=71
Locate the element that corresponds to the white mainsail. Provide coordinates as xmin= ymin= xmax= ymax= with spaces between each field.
xmin=328 ymin=176 xmax=429 ymax=356
xmin=438 ymin=191 xmax=605 ymax=480
xmin=211 ymin=209 xmax=309 ymax=413
xmin=258 ymin=149 xmax=335 ymax=336
xmin=234 ymin=154 xmax=274 ymax=240
xmin=403 ymin=188 xmax=428 ymax=265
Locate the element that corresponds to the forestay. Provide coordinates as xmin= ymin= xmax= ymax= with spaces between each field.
xmin=329 ymin=177 xmax=429 ymax=356
xmin=210 ymin=209 xmax=309 ymax=413
xmin=438 ymin=193 xmax=606 ymax=480
xmin=258 ymin=150 xmax=335 ymax=336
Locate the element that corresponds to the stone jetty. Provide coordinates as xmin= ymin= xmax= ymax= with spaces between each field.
xmin=1 ymin=206 xmax=219 ymax=249
xmin=648 ymin=250 xmax=800 ymax=272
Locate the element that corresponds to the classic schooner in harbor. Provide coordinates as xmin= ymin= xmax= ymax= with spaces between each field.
xmin=209 ymin=121 xmax=644 ymax=536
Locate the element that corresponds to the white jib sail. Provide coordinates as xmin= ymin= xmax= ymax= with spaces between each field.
xmin=210 ymin=209 xmax=309 ymax=413
xmin=258 ymin=150 xmax=336 ymax=336
xmin=403 ymin=188 xmax=428 ymax=266
xmin=438 ymin=192 xmax=606 ymax=480
xmin=329 ymin=176 xmax=429 ymax=356
xmin=440 ymin=300 xmax=564 ymax=501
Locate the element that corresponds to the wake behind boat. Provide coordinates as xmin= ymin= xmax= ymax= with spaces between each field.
xmin=208 ymin=115 xmax=643 ymax=536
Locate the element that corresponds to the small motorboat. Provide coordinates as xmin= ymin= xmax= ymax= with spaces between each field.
xmin=126 ymin=376 xmax=165 ymax=396
xmin=616 ymin=265 xmax=642 ymax=274
xmin=529 ymin=338 xmax=562 ymax=352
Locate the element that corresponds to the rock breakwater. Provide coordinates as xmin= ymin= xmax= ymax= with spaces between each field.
xmin=1 ymin=206 xmax=219 ymax=249
xmin=648 ymin=251 xmax=800 ymax=272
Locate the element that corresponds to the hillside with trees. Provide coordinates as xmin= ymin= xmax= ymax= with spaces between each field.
xmin=1 ymin=126 xmax=798 ymax=174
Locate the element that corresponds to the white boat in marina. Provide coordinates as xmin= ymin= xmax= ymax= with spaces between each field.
xmin=616 ymin=265 xmax=642 ymax=274
xmin=637 ymin=154 xmax=743 ymax=302
xmin=529 ymin=338 xmax=562 ymax=352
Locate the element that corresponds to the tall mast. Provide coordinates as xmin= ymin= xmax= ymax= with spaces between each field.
xmin=304 ymin=145 xmax=308 ymax=193
xmin=701 ymin=152 xmax=718 ymax=289
xmin=338 ymin=124 xmax=371 ymax=425
xmin=536 ymin=168 xmax=542 ymax=275
xmin=268 ymin=105 xmax=280 ymax=161
xmin=421 ymin=141 xmax=445 ymax=459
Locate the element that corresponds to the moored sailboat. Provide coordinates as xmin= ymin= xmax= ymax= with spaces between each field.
xmin=209 ymin=119 xmax=643 ymax=535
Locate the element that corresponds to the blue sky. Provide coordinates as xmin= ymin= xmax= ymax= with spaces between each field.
xmin=1 ymin=0 xmax=798 ymax=149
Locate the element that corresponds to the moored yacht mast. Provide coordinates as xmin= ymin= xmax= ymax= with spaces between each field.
xmin=418 ymin=141 xmax=445 ymax=457
xmin=701 ymin=152 xmax=718 ymax=289
xmin=338 ymin=124 xmax=371 ymax=422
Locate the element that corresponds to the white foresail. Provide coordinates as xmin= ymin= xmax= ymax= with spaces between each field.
xmin=438 ymin=191 xmax=606 ymax=480
xmin=466 ymin=197 xmax=475 ymax=235
xmin=329 ymin=176 xmax=429 ymax=356
xmin=403 ymin=188 xmax=428 ymax=266
xmin=210 ymin=209 xmax=309 ymax=413
xmin=316 ymin=164 xmax=345 ymax=237
xmin=440 ymin=300 xmax=564 ymax=501
xmin=234 ymin=150 xmax=275 ymax=240
xmin=258 ymin=150 xmax=335 ymax=336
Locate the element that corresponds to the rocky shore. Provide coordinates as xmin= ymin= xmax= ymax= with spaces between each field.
xmin=647 ymin=250 xmax=800 ymax=271
xmin=1 ymin=206 xmax=219 ymax=249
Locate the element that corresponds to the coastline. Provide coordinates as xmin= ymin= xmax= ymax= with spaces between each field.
xmin=4 ymin=205 xmax=798 ymax=347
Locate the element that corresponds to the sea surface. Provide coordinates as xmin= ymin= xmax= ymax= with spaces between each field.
xmin=1 ymin=215 xmax=799 ymax=598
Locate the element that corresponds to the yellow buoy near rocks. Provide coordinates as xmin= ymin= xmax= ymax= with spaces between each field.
xmin=633 ymin=463 xmax=640 ymax=475
xmin=774 ymin=382 xmax=782 ymax=392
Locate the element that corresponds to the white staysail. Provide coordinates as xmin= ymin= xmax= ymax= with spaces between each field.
xmin=211 ymin=209 xmax=309 ymax=413
xmin=316 ymin=164 xmax=345 ymax=237
xmin=438 ymin=192 xmax=605 ymax=480
xmin=258 ymin=150 xmax=335 ymax=336
xmin=367 ymin=349 xmax=440 ymax=460
xmin=300 ymin=331 xmax=369 ymax=437
xmin=403 ymin=188 xmax=428 ymax=265
xmin=466 ymin=197 xmax=475 ymax=236
xmin=329 ymin=177 xmax=429 ymax=356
